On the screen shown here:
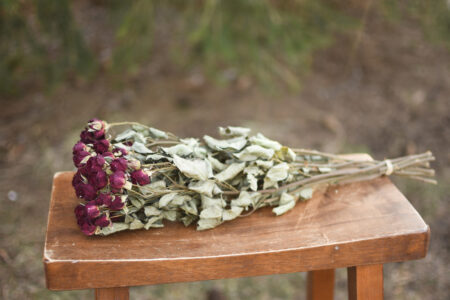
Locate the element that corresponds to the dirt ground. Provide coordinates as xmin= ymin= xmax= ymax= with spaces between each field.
xmin=0 ymin=8 xmax=449 ymax=300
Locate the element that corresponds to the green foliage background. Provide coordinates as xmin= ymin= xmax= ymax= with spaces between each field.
xmin=0 ymin=0 xmax=449 ymax=96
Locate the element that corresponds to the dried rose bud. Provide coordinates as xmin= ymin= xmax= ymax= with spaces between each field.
xmin=113 ymin=147 xmax=128 ymax=156
xmin=80 ymin=129 xmax=93 ymax=144
xmin=75 ymin=183 xmax=97 ymax=201
xmin=72 ymin=170 xmax=84 ymax=188
xmin=94 ymin=214 xmax=111 ymax=227
xmin=81 ymin=223 xmax=97 ymax=236
xmin=85 ymin=155 xmax=105 ymax=174
xmin=95 ymin=192 xmax=112 ymax=206
xmin=109 ymin=171 xmax=126 ymax=189
xmin=85 ymin=203 xmax=101 ymax=218
xmin=128 ymin=158 xmax=141 ymax=170
xmin=93 ymin=139 xmax=110 ymax=154
xmin=109 ymin=196 xmax=125 ymax=210
xmin=73 ymin=141 xmax=87 ymax=154
xmin=88 ymin=118 xmax=106 ymax=131
xmin=103 ymin=151 xmax=114 ymax=158
xmin=74 ymin=204 xmax=86 ymax=219
xmin=130 ymin=169 xmax=150 ymax=185
xmin=73 ymin=150 xmax=90 ymax=168
xmin=89 ymin=170 xmax=108 ymax=190
xmin=110 ymin=158 xmax=128 ymax=172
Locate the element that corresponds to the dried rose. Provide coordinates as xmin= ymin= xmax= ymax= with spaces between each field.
xmin=95 ymin=192 xmax=112 ymax=206
xmin=110 ymin=158 xmax=128 ymax=172
xmin=93 ymin=139 xmax=110 ymax=154
xmin=109 ymin=196 xmax=125 ymax=210
xmin=113 ymin=147 xmax=128 ymax=156
xmin=74 ymin=204 xmax=86 ymax=219
xmin=85 ymin=203 xmax=101 ymax=218
xmin=85 ymin=155 xmax=106 ymax=174
xmin=94 ymin=214 xmax=111 ymax=227
xmin=89 ymin=170 xmax=108 ymax=190
xmin=72 ymin=170 xmax=84 ymax=188
xmin=75 ymin=183 xmax=97 ymax=201
xmin=73 ymin=150 xmax=90 ymax=168
xmin=81 ymin=223 xmax=97 ymax=236
xmin=109 ymin=171 xmax=126 ymax=190
xmin=73 ymin=141 xmax=87 ymax=154
xmin=130 ymin=169 xmax=150 ymax=185
xmin=87 ymin=118 xmax=106 ymax=139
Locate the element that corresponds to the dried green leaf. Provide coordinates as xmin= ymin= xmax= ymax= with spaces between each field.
xmin=234 ymin=145 xmax=275 ymax=161
xmin=299 ymin=188 xmax=314 ymax=200
xmin=197 ymin=218 xmax=222 ymax=230
xmin=144 ymin=206 xmax=161 ymax=217
xmin=162 ymin=144 xmax=193 ymax=156
xmin=215 ymin=162 xmax=246 ymax=182
xmin=249 ymin=133 xmax=282 ymax=150
xmin=189 ymin=180 xmax=216 ymax=197
xmin=222 ymin=206 xmax=244 ymax=221
xmin=162 ymin=210 xmax=177 ymax=221
xmin=144 ymin=216 xmax=164 ymax=229
xmin=275 ymin=146 xmax=297 ymax=162
xmin=200 ymin=205 xmax=223 ymax=219
xmin=172 ymin=155 xmax=213 ymax=181
xmin=132 ymin=142 xmax=152 ymax=154
xmin=129 ymin=219 xmax=145 ymax=230
xmin=203 ymin=135 xmax=247 ymax=152
xmin=99 ymin=222 xmax=129 ymax=236
xmin=115 ymin=129 xmax=136 ymax=141
xmin=218 ymin=126 xmax=251 ymax=137
xmin=272 ymin=201 xmax=295 ymax=216
xmin=149 ymin=127 xmax=168 ymax=139
xmin=159 ymin=192 xmax=178 ymax=208
xmin=231 ymin=191 xmax=261 ymax=208
xmin=207 ymin=154 xmax=227 ymax=171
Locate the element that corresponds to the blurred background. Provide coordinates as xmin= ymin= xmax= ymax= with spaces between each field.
xmin=0 ymin=0 xmax=449 ymax=299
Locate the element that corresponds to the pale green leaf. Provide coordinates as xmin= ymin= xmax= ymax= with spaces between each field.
xmin=132 ymin=142 xmax=152 ymax=154
xmin=200 ymin=205 xmax=223 ymax=219
xmin=215 ymin=162 xmax=246 ymax=182
xmin=172 ymin=155 xmax=213 ymax=181
xmin=234 ymin=145 xmax=275 ymax=161
xmin=207 ymin=154 xmax=227 ymax=171
xmin=299 ymin=188 xmax=314 ymax=200
xmin=189 ymin=180 xmax=216 ymax=197
xmin=279 ymin=192 xmax=295 ymax=205
xmin=249 ymin=133 xmax=282 ymax=150
xmin=162 ymin=210 xmax=177 ymax=221
xmin=144 ymin=206 xmax=161 ymax=217
xmin=115 ymin=129 xmax=136 ymax=141
xmin=222 ymin=206 xmax=244 ymax=221
xmin=162 ymin=144 xmax=193 ymax=156
xmin=203 ymin=135 xmax=247 ymax=151
xmin=272 ymin=201 xmax=295 ymax=216
xmin=99 ymin=222 xmax=129 ymax=236
xmin=197 ymin=218 xmax=222 ymax=230
xmin=129 ymin=219 xmax=145 ymax=230
xmin=218 ymin=126 xmax=251 ymax=137
xmin=149 ymin=127 xmax=168 ymax=139
xmin=159 ymin=192 xmax=178 ymax=208
xmin=144 ymin=216 xmax=164 ymax=229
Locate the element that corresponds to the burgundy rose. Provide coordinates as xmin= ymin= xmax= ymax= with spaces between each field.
xmin=113 ymin=147 xmax=128 ymax=156
xmin=94 ymin=214 xmax=111 ymax=227
xmin=75 ymin=183 xmax=97 ymax=201
xmin=72 ymin=170 xmax=84 ymax=188
xmin=109 ymin=195 xmax=125 ymax=210
xmin=89 ymin=170 xmax=108 ymax=190
xmin=73 ymin=150 xmax=90 ymax=168
xmin=93 ymin=139 xmax=110 ymax=154
xmin=74 ymin=204 xmax=86 ymax=219
xmin=73 ymin=141 xmax=87 ymax=154
xmin=130 ymin=169 xmax=150 ymax=185
xmin=88 ymin=118 xmax=106 ymax=139
xmin=110 ymin=158 xmax=128 ymax=172
xmin=80 ymin=129 xmax=93 ymax=144
xmin=81 ymin=223 xmax=97 ymax=236
xmin=85 ymin=203 xmax=101 ymax=218
xmin=102 ymin=151 xmax=114 ymax=158
xmin=109 ymin=171 xmax=126 ymax=190
xmin=85 ymin=155 xmax=105 ymax=174
xmin=95 ymin=192 xmax=112 ymax=206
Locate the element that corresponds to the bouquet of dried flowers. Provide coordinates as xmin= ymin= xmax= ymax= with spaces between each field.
xmin=72 ymin=119 xmax=436 ymax=236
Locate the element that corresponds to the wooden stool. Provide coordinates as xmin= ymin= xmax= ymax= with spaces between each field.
xmin=44 ymin=156 xmax=429 ymax=300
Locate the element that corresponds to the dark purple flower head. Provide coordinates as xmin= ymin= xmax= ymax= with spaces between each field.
xmin=74 ymin=204 xmax=86 ymax=219
xmin=93 ymin=139 xmax=110 ymax=154
xmin=73 ymin=141 xmax=87 ymax=154
xmin=108 ymin=195 xmax=125 ymax=210
xmin=131 ymin=169 xmax=150 ymax=186
xmin=110 ymin=158 xmax=128 ymax=172
xmin=73 ymin=151 xmax=90 ymax=168
xmin=87 ymin=119 xmax=106 ymax=139
xmin=89 ymin=170 xmax=108 ymax=190
xmin=75 ymin=183 xmax=97 ymax=201
xmin=80 ymin=129 xmax=93 ymax=144
xmin=109 ymin=171 xmax=126 ymax=190
xmin=94 ymin=214 xmax=111 ymax=227
xmin=95 ymin=192 xmax=113 ymax=206
xmin=113 ymin=147 xmax=128 ymax=156
xmin=85 ymin=203 xmax=101 ymax=219
xmin=85 ymin=155 xmax=105 ymax=174
xmin=81 ymin=223 xmax=97 ymax=236
xmin=72 ymin=170 xmax=84 ymax=188
xmin=103 ymin=151 xmax=114 ymax=158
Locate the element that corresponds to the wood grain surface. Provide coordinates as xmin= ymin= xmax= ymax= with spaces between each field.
xmin=348 ymin=264 xmax=384 ymax=300
xmin=44 ymin=157 xmax=429 ymax=290
xmin=307 ymin=269 xmax=335 ymax=300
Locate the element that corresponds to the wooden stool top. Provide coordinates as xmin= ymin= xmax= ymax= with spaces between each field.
xmin=43 ymin=154 xmax=429 ymax=290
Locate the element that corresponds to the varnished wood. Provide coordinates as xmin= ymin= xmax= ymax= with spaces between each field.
xmin=306 ymin=269 xmax=335 ymax=300
xmin=348 ymin=264 xmax=383 ymax=300
xmin=95 ymin=287 xmax=129 ymax=300
xmin=44 ymin=154 xmax=430 ymax=290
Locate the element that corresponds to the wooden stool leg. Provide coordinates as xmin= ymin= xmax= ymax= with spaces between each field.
xmin=347 ymin=265 xmax=383 ymax=300
xmin=95 ymin=287 xmax=129 ymax=300
xmin=307 ymin=269 xmax=335 ymax=300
